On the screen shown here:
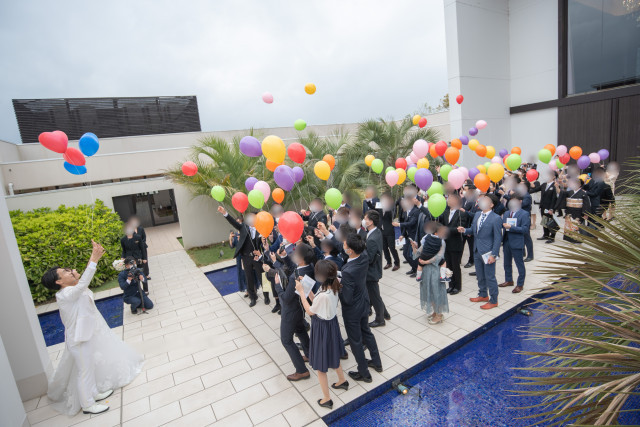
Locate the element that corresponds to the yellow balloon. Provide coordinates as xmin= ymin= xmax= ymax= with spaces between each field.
xmin=486 ymin=145 xmax=496 ymax=159
xmin=477 ymin=164 xmax=486 ymax=174
xmin=314 ymin=160 xmax=331 ymax=180
xmin=412 ymin=115 xmax=421 ymax=126
xmin=396 ymin=168 xmax=407 ymax=185
xmin=488 ymin=163 xmax=505 ymax=183
xmin=304 ymin=83 xmax=316 ymax=95
xmin=468 ymin=139 xmax=479 ymax=151
xmin=417 ymin=158 xmax=430 ymax=169
xmin=365 ymin=154 xmax=375 ymax=167
xmin=579 ymin=173 xmax=590 ymax=184
xmin=262 ymin=135 xmax=285 ymax=164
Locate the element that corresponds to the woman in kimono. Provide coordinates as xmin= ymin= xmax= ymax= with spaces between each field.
xmin=555 ymin=177 xmax=591 ymax=243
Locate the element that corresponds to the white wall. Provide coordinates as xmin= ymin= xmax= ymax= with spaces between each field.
xmin=0 ymin=336 xmax=29 ymax=427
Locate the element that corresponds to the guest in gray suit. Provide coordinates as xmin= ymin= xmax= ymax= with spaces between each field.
xmin=457 ymin=193 xmax=503 ymax=309
xmin=358 ymin=210 xmax=389 ymax=327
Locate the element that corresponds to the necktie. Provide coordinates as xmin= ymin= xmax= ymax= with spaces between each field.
xmin=510 ymin=211 xmax=514 ymax=218
xmin=478 ymin=213 xmax=487 ymax=231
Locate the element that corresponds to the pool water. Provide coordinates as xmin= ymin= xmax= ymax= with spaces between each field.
xmin=38 ymin=295 xmax=124 ymax=347
xmin=205 ymin=266 xmax=241 ymax=296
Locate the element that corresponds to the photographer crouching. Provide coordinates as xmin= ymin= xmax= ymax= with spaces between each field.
xmin=118 ymin=257 xmax=154 ymax=314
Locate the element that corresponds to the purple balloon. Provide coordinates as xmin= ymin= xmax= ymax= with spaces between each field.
xmin=598 ymin=149 xmax=610 ymax=161
xmin=408 ymin=163 xmax=417 ymax=169
xmin=460 ymin=136 xmax=469 ymax=145
xmin=245 ymin=176 xmax=258 ymax=191
xmin=577 ymin=155 xmax=591 ymax=170
xmin=274 ymin=165 xmax=295 ymax=191
xmin=469 ymin=167 xmax=480 ymax=180
xmin=499 ymin=149 xmax=509 ymax=158
xmin=414 ymin=169 xmax=434 ymax=191
xmin=468 ymin=127 xmax=478 ymax=136
xmin=239 ymin=136 xmax=262 ymax=157
xmin=292 ymin=166 xmax=304 ymax=183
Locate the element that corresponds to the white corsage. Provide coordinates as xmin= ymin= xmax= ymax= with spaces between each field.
xmin=112 ymin=258 xmax=125 ymax=271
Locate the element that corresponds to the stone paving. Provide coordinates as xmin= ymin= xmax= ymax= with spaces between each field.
xmin=25 ymin=222 xmax=554 ymax=426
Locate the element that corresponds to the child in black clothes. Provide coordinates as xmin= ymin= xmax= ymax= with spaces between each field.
xmin=416 ymin=222 xmax=447 ymax=281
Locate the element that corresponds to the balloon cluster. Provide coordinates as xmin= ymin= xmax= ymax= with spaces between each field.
xmin=538 ymin=144 xmax=609 ymax=172
xmin=38 ymin=131 xmax=100 ymax=175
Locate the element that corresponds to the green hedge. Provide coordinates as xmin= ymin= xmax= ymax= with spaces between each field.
xmin=10 ymin=200 xmax=123 ymax=303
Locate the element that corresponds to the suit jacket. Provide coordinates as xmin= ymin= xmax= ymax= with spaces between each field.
xmin=379 ymin=209 xmax=396 ymax=237
xmin=55 ymin=262 xmax=98 ymax=346
xmin=399 ymin=206 xmax=419 ymax=240
xmin=224 ymin=214 xmax=261 ymax=258
xmin=302 ymin=211 xmax=328 ymax=229
xmin=273 ymin=261 xmax=315 ymax=323
xmin=415 ymin=206 xmax=433 ymax=243
xmin=504 ymin=192 xmax=532 ymax=213
xmin=502 ymin=210 xmax=530 ymax=250
xmin=439 ymin=208 xmax=467 ymax=252
xmin=358 ymin=228 xmax=383 ymax=282
xmin=464 ymin=211 xmax=503 ymax=257
xmin=339 ymin=253 xmax=370 ymax=320
xmin=531 ymin=182 xmax=558 ymax=212
xmin=362 ymin=197 xmax=380 ymax=215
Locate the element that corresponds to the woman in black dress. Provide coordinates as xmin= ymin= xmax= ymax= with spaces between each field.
xmin=555 ymin=177 xmax=591 ymax=243
xmin=295 ymin=260 xmax=347 ymax=409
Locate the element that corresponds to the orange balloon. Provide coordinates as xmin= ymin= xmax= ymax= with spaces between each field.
xmin=451 ymin=139 xmax=462 ymax=150
xmin=569 ymin=146 xmax=582 ymax=160
xmin=429 ymin=144 xmax=439 ymax=158
xmin=266 ymin=159 xmax=282 ymax=172
xmin=474 ymin=173 xmax=490 ymax=193
xmin=444 ymin=147 xmax=460 ymax=165
xmin=272 ymin=188 xmax=285 ymax=204
xmin=511 ymin=147 xmax=521 ymax=155
xmin=544 ymin=144 xmax=556 ymax=156
xmin=323 ymin=154 xmax=335 ymax=170
xmin=475 ymin=144 xmax=487 ymax=157
xmin=255 ymin=211 xmax=274 ymax=238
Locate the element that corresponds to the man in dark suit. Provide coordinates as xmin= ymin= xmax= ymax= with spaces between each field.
xmin=340 ymin=233 xmax=382 ymax=383
xmin=218 ymin=206 xmax=263 ymax=307
xmin=439 ymin=194 xmax=466 ymax=295
xmin=378 ymin=192 xmax=400 ymax=271
xmin=499 ymin=194 xmax=530 ymax=294
xmin=118 ymin=257 xmax=154 ymax=314
xmin=584 ymin=167 xmax=612 ymax=217
xmin=359 ymin=210 xmax=389 ymax=327
xmin=458 ymin=193 xmax=503 ymax=309
xmin=530 ymin=171 xmax=559 ymax=243
xmin=461 ymin=183 xmax=479 ymax=268
xmin=300 ymin=198 xmax=328 ymax=229
xmin=503 ymin=182 xmax=535 ymax=261
xmin=393 ymin=198 xmax=420 ymax=277
xmin=362 ymin=185 xmax=380 ymax=215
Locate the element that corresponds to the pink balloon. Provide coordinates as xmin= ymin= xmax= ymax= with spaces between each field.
xmin=413 ymin=139 xmax=429 ymax=158
xmin=409 ymin=151 xmax=419 ymax=163
xmin=254 ymin=180 xmax=271 ymax=202
xmin=458 ymin=166 xmax=469 ymax=180
xmin=448 ymin=169 xmax=465 ymax=189
xmin=262 ymin=92 xmax=273 ymax=104
xmin=385 ymin=170 xmax=399 ymax=187
xmin=589 ymin=152 xmax=600 ymax=163
xmin=491 ymin=156 xmax=502 ymax=164
xmin=475 ymin=120 xmax=487 ymax=130
xmin=556 ymin=145 xmax=567 ymax=157
xmin=549 ymin=160 xmax=558 ymax=171
xmin=405 ymin=155 xmax=412 ymax=165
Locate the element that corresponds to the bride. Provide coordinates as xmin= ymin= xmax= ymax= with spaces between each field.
xmin=41 ymin=240 xmax=143 ymax=416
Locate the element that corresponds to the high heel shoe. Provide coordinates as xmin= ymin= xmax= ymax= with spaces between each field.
xmin=331 ymin=380 xmax=349 ymax=391
xmin=317 ymin=398 xmax=333 ymax=409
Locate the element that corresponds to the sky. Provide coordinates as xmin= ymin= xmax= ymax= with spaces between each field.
xmin=0 ymin=1 xmax=448 ymax=144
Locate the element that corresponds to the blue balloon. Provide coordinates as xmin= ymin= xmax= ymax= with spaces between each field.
xmin=79 ymin=132 xmax=99 ymax=156
xmin=64 ymin=162 xmax=87 ymax=175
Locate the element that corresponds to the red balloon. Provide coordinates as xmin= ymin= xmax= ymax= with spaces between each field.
xmin=278 ymin=211 xmax=304 ymax=243
xmin=526 ymin=169 xmax=539 ymax=182
xmin=559 ymin=153 xmax=571 ymax=164
xmin=395 ymin=158 xmax=407 ymax=169
xmin=287 ymin=143 xmax=307 ymax=164
xmin=63 ymin=147 xmax=85 ymax=166
xmin=435 ymin=140 xmax=447 ymax=157
xmin=182 ymin=161 xmax=198 ymax=176
xmin=38 ymin=130 xmax=68 ymax=153
xmin=231 ymin=192 xmax=249 ymax=213
xmin=456 ymin=95 xmax=464 ymax=104
xmin=418 ymin=117 xmax=427 ymax=128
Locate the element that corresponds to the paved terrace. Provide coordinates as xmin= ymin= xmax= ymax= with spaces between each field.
xmin=26 ymin=222 xmax=551 ymax=426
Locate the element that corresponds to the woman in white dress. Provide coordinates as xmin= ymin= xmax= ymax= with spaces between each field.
xmin=41 ymin=240 xmax=143 ymax=416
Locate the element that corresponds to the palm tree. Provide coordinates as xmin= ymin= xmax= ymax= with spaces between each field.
xmin=514 ymin=161 xmax=640 ymax=425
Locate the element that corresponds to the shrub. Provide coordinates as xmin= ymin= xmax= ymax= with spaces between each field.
xmin=10 ymin=200 xmax=123 ymax=303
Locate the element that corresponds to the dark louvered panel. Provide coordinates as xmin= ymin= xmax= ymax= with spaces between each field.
xmin=12 ymin=96 xmax=201 ymax=143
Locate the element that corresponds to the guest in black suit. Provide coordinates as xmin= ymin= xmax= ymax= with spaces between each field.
xmin=340 ymin=233 xmax=382 ymax=383
xmin=461 ymin=183 xmax=479 ymax=268
xmin=362 ymin=186 xmax=380 ymax=215
xmin=584 ymin=167 xmax=610 ymax=217
xmin=218 ymin=206 xmax=263 ymax=307
xmin=438 ymin=194 xmax=466 ymax=295
xmin=393 ymin=198 xmax=420 ymax=277
xmin=301 ymin=198 xmax=328 ymax=229
xmin=127 ymin=216 xmax=150 ymax=280
xmin=530 ymin=171 xmax=559 ymax=243
xmin=359 ymin=210 xmax=389 ymax=327
xmin=378 ymin=192 xmax=400 ymax=271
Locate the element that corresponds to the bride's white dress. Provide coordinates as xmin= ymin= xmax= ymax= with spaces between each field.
xmin=47 ymin=262 xmax=143 ymax=415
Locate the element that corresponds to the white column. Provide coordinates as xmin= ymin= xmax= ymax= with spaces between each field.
xmin=0 ymin=335 xmax=30 ymax=427
xmin=0 ymin=175 xmax=51 ymax=401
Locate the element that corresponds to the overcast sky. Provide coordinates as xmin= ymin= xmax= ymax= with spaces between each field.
xmin=0 ymin=1 xmax=448 ymax=144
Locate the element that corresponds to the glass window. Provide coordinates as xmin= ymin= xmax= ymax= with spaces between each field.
xmin=567 ymin=0 xmax=640 ymax=95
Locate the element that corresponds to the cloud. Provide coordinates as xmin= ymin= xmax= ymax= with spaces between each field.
xmin=0 ymin=0 xmax=447 ymax=144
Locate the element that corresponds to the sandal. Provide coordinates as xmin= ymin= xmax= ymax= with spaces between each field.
xmin=428 ymin=316 xmax=444 ymax=325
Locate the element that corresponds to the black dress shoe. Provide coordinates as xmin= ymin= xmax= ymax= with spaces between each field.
xmin=146 ymin=276 xmax=152 ymax=281
xmin=537 ymin=236 xmax=548 ymax=240
xmin=343 ymin=338 xmax=350 ymax=347
xmin=405 ymin=269 xmax=415 ymax=275
xmin=317 ymin=399 xmax=333 ymax=409
xmin=249 ymin=299 xmax=257 ymax=307
xmin=524 ymin=257 xmax=533 ymax=263
xmin=243 ymin=293 xmax=249 ymax=298
xmin=545 ymin=239 xmax=554 ymax=244
xmin=131 ymin=307 xmax=138 ymax=314
xmin=340 ymin=353 xmax=349 ymax=360
xmin=369 ymin=321 xmax=385 ymax=328
xmin=463 ymin=262 xmax=474 ymax=268
xmin=384 ymin=313 xmax=391 ymax=321
xmin=264 ymin=295 xmax=270 ymax=305
xmin=369 ymin=308 xmax=373 ymax=316
xmin=450 ymin=289 xmax=460 ymax=295
xmin=384 ymin=263 xmax=392 ymax=270
xmin=271 ymin=303 xmax=281 ymax=313
xmin=332 ymin=380 xmax=349 ymax=390
xmin=469 ymin=272 xmax=476 ymax=276
xmin=409 ymin=272 xmax=417 ymax=278
xmin=446 ymin=287 xmax=454 ymax=294
xmin=402 ymin=260 xmax=409 ymax=264
xmin=348 ymin=371 xmax=372 ymax=383
xmin=296 ymin=342 xmax=303 ymax=351
xmin=367 ymin=359 xmax=383 ymax=373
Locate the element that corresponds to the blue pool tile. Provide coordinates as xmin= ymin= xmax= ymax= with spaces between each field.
xmin=205 ymin=266 xmax=240 ymax=296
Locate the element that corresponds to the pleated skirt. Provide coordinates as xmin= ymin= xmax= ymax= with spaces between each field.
xmin=309 ymin=315 xmax=343 ymax=373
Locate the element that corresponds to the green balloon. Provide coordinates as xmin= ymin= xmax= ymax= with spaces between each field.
xmin=427 ymin=182 xmax=444 ymax=196
xmin=440 ymin=164 xmax=452 ymax=181
xmin=325 ymin=188 xmax=342 ymax=210
xmin=556 ymin=158 xmax=564 ymax=169
xmin=538 ymin=148 xmax=552 ymax=164
xmin=484 ymin=162 xmax=492 ymax=172
xmin=248 ymin=189 xmax=264 ymax=209
xmin=427 ymin=193 xmax=447 ymax=218
xmin=210 ymin=185 xmax=225 ymax=202
xmin=294 ymin=119 xmax=307 ymax=131
xmin=385 ymin=166 xmax=395 ymax=174
xmin=507 ymin=154 xmax=522 ymax=171
xmin=371 ymin=158 xmax=384 ymax=174
xmin=407 ymin=167 xmax=417 ymax=182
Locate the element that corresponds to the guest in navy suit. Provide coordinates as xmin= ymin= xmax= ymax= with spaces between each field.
xmin=362 ymin=186 xmax=380 ymax=215
xmin=458 ymin=193 xmax=503 ymax=309
xmin=393 ymin=198 xmax=420 ymax=277
xmin=499 ymin=194 xmax=530 ymax=294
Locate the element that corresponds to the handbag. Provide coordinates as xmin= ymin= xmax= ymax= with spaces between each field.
xmin=545 ymin=217 xmax=559 ymax=231
xmin=261 ymin=272 xmax=272 ymax=293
